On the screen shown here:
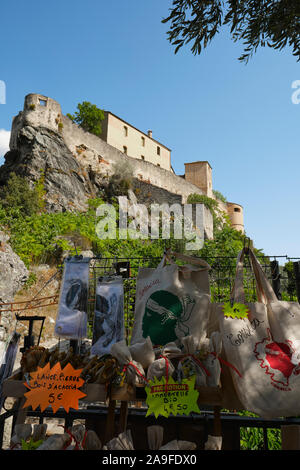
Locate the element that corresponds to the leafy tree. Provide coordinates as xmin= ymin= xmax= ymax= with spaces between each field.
xmin=283 ymin=261 xmax=297 ymax=299
xmin=162 ymin=0 xmax=300 ymax=63
xmin=67 ymin=101 xmax=105 ymax=136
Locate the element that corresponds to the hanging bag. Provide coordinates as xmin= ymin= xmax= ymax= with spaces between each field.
xmin=91 ymin=276 xmax=125 ymax=356
xmin=130 ymin=251 xmax=211 ymax=348
xmin=217 ymin=247 xmax=300 ymax=418
xmin=55 ymin=257 xmax=90 ymax=340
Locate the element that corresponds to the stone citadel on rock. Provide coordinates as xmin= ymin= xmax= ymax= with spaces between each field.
xmin=0 ymin=93 xmax=244 ymax=236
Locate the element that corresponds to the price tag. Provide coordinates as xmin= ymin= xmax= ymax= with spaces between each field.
xmin=223 ymin=301 xmax=250 ymax=319
xmin=145 ymin=375 xmax=200 ymax=418
xmin=23 ymin=362 xmax=86 ymax=413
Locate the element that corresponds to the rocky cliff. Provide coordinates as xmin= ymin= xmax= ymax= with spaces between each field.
xmin=0 ymin=125 xmax=96 ymax=212
xmin=0 ymin=232 xmax=28 ymax=342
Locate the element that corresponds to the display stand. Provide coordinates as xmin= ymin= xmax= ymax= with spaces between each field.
xmin=2 ymin=372 xmax=223 ymax=445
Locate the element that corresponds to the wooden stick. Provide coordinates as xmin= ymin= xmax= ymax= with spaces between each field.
xmin=104 ymin=398 xmax=116 ymax=444
xmin=118 ymin=401 xmax=129 ymax=434
xmin=213 ymin=406 xmax=222 ymax=436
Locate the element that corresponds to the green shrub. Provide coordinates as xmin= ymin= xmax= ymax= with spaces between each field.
xmin=187 ymin=193 xmax=229 ymax=230
xmin=0 ymin=172 xmax=42 ymax=217
xmin=238 ymin=411 xmax=281 ymax=450
xmin=213 ymin=189 xmax=227 ymax=203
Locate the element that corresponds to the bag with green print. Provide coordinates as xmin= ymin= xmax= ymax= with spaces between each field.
xmin=130 ymin=251 xmax=211 ymax=348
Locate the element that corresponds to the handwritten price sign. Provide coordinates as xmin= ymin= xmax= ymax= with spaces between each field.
xmin=145 ymin=375 xmax=200 ymax=418
xmin=23 ymin=362 xmax=86 ymax=413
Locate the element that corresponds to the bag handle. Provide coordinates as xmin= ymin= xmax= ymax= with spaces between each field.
xmin=248 ymin=249 xmax=278 ymax=303
xmin=164 ymin=249 xmax=211 ymax=271
xmin=230 ymin=249 xmax=246 ymax=304
xmin=231 ymin=248 xmax=278 ymax=305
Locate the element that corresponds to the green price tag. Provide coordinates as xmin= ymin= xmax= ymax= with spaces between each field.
xmin=223 ymin=301 xmax=249 ymax=319
xmin=145 ymin=375 xmax=200 ymax=418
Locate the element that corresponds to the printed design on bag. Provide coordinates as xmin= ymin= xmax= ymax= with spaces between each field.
xmin=254 ymin=328 xmax=300 ymax=391
xmin=142 ymin=290 xmax=195 ymax=345
xmin=227 ymin=317 xmax=264 ymax=347
xmin=138 ymin=279 xmax=161 ymax=301
xmin=93 ymin=292 xmax=123 ymax=349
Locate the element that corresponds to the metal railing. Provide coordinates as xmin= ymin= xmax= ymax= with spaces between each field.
xmin=87 ymin=254 xmax=300 ymax=340
xmin=1 ymin=404 xmax=299 ymax=450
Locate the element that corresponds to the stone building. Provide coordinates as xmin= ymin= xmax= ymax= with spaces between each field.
xmin=100 ymin=112 xmax=172 ymax=172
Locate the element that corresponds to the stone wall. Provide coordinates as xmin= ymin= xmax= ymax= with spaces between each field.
xmin=60 ymin=113 xmax=205 ymax=204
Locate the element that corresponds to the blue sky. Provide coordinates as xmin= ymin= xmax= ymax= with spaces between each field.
xmin=0 ymin=0 xmax=299 ymax=257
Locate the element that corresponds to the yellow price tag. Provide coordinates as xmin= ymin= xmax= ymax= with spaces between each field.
xmin=223 ymin=302 xmax=250 ymax=320
xmin=145 ymin=375 xmax=200 ymax=418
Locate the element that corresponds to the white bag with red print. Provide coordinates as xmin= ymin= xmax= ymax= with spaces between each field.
xmin=218 ymin=248 xmax=300 ymax=418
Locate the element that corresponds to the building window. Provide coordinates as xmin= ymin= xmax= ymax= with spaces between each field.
xmin=39 ymin=99 xmax=47 ymax=106
xmin=157 ymin=163 xmax=160 ymax=167
xmin=141 ymin=136 xmax=145 ymax=147
xmin=123 ymin=146 xmax=127 ymax=154
xmin=234 ymin=207 xmax=241 ymax=212
xmin=141 ymin=155 xmax=145 ymax=160
xmin=124 ymin=126 xmax=128 ymax=137
xmin=157 ymin=146 xmax=160 ymax=155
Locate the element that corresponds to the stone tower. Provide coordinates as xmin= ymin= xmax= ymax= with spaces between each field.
xmin=226 ymin=202 xmax=244 ymax=233
xmin=184 ymin=161 xmax=213 ymax=197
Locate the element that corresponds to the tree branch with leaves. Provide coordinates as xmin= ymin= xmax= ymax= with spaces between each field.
xmin=162 ymin=0 xmax=300 ymax=63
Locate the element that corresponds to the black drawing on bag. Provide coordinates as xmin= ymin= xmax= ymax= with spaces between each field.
xmin=93 ymin=291 xmax=124 ymax=349
xmin=227 ymin=317 xmax=265 ymax=347
xmin=65 ymin=279 xmax=88 ymax=312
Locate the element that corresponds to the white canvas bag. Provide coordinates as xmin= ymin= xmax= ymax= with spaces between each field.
xmin=130 ymin=251 xmax=211 ymax=348
xmin=218 ymin=248 xmax=300 ymax=418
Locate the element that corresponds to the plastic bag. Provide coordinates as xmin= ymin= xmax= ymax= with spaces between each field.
xmin=55 ymin=257 xmax=90 ymax=340
xmin=91 ymin=276 xmax=125 ymax=356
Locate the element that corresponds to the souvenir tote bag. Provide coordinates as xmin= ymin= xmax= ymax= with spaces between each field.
xmin=130 ymin=251 xmax=211 ymax=348
xmin=249 ymin=248 xmax=300 ymax=355
xmin=218 ymin=248 xmax=300 ymax=418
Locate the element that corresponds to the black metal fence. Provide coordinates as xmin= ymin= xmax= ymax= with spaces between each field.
xmin=87 ymin=254 xmax=300 ymax=340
